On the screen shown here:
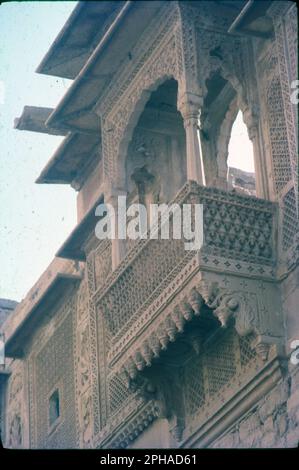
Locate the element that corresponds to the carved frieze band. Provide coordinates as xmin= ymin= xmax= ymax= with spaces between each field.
xmin=74 ymin=271 xmax=93 ymax=448
xmin=5 ymin=362 xmax=25 ymax=448
xmin=108 ymin=274 xmax=283 ymax=383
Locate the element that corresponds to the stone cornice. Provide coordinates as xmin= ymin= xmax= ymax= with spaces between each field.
xmin=36 ymin=132 xmax=101 ymax=187
xmin=46 ymin=1 xmax=165 ymax=133
xmin=36 ymin=2 xmax=126 ymax=79
xmin=56 ymin=193 xmax=104 ymax=261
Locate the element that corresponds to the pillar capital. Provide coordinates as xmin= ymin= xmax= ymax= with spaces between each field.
xmin=242 ymin=106 xmax=260 ymax=141
xmin=177 ymin=91 xmax=203 ymax=120
xmin=177 ymin=91 xmax=205 ymax=184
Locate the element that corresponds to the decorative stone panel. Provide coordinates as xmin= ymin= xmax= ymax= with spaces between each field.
xmin=5 ymin=361 xmax=26 ymax=448
xmin=28 ymin=297 xmax=76 ymax=448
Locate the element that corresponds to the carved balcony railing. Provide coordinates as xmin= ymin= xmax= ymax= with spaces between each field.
xmin=93 ymin=181 xmax=277 ymax=369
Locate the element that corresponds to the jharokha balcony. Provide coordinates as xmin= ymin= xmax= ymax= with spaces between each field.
xmin=86 ymin=180 xmax=280 ymax=446
xmin=95 ymin=181 xmax=276 ymax=347
xmin=1 ymin=0 xmax=297 ymax=451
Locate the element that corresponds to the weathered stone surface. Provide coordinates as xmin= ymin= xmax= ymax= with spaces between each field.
xmin=239 ymin=413 xmax=261 ymax=443
xmin=285 ymin=429 xmax=299 ymax=448
xmin=1 ymin=0 xmax=298 ymax=450
xmin=277 ymin=414 xmax=288 ymax=437
xmin=259 ymin=381 xmax=289 ymax=423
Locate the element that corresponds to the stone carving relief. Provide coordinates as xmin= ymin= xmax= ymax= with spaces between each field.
xmin=126 ymin=129 xmax=165 ymax=209
xmin=75 ymin=270 xmax=94 ymax=447
xmin=77 ymin=323 xmax=90 ymax=390
xmin=129 ymin=365 xmax=186 ymax=442
xmin=197 ymin=277 xmax=284 ymax=361
xmin=6 ymin=368 xmax=24 ymax=448
xmin=114 ymin=272 xmax=283 ymax=397
xmin=86 ymin=254 xmax=107 ymax=437
xmin=96 ymin=2 xmax=203 ymax=189
xmin=256 ymin=2 xmax=299 ymax=273
xmin=31 ymin=305 xmax=76 ymax=448
xmin=8 ymin=414 xmax=22 ymax=448
xmin=79 ymin=392 xmax=92 ymax=448
xmin=80 ymin=2 xmax=293 ymax=449
xmin=94 ymin=240 xmax=112 ymax=292
xmin=76 ymin=273 xmax=89 ymax=324
xmin=199 ymin=281 xmax=256 ymax=333
xmin=96 ymin=182 xmax=276 ymax=357
xmin=111 ymin=298 xmax=274 ymax=447
xmin=268 ymin=3 xmax=298 ymax=209
xmin=129 ymin=130 xmax=159 ymax=168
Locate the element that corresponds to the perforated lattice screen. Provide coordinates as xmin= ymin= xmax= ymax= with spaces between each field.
xmin=282 ymin=187 xmax=298 ymax=250
xmin=35 ymin=312 xmax=76 ymax=448
xmin=184 ymin=356 xmax=205 ymax=416
xmin=108 ymin=374 xmax=130 ymax=417
xmin=266 ymin=77 xmax=292 ymax=193
xmin=205 ymin=331 xmax=237 ymax=395
xmin=239 ymin=333 xmax=257 ymax=366
xmin=184 ymin=329 xmax=257 ymax=418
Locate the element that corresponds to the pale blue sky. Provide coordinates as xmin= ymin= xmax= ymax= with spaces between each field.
xmin=0 ymin=1 xmax=77 ymax=301
xmin=0 ymin=1 xmax=254 ymax=303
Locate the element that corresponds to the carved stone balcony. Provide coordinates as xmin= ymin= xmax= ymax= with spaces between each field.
xmin=93 ymin=181 xmax=278 ymax=375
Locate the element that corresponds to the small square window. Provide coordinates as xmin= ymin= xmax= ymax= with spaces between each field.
xmin=49 ymin=389 xmax=60 ymax=427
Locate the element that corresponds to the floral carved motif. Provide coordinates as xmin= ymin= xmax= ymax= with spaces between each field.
xmin=6 ymin=370 xmax=24 ymax=448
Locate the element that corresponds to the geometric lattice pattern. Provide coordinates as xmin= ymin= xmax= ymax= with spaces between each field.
xmin=99 ymin=183 xmax=275 ymax=340
xmin=94 ymin=240 xmax=112 ymax=291
xmin=205 ymin=330 xmax=237 ymax=395
xmin=102 ymin=237 xmax=188 ymax=336
xmin=184 ymin=329 xmax=257 ymax=418
xmin=239 ymin=334 xmax=257 ymax=366
xmin=266 ymin=77 xmax=292 ymax=194
xmin=282 ymin=187 xmax=298 ymax=250
xmin=109 ymin=374 xmax=130 ymax=417
xmin=35 ymin=313 xmax=76 ymax=449
xmin=185 ymin=356 xmax=205 ymax=416
xmin=203 ymin=194 xmax=274 ymax=263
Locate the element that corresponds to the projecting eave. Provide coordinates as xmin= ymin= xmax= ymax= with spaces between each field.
xmin=36 ymin=132 xmax=101 ymax=186
xmin=228 ymin=0 xmax=274 ymax=37
xmin=36 ymin=1 xmax=125 ymax=79
xmin=3 ymin=259 xmax=83 ymax=358
xmin=56 ymin=194 xmax=104 ymax=261
xmin=46 ymin=1 xmax=164 ymax=134
xmin=14 ymin=106 xmax=68 ymax=136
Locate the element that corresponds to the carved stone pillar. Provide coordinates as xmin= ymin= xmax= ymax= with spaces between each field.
xmin=178 ymin=92 xmax=205 ymax=185
xmin=243 ymin=108 xmax=269 ymax=200
xmin=248 ymin=125 xmax=266 ymax=199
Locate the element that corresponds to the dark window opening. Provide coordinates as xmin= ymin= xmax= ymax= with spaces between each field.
xmin=49 ymin=389 xmax=60 ymax=427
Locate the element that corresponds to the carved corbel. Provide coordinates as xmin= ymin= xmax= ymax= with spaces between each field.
xmin=128 ymin=365 xmax=186 ymax=443
xmin=212 ymin=293 xmax=240 ymax=329
xmin=198 ymin=281 xmax=253 ymax=333
xmin=197 ymin=280 xmax=284 ymax=358
xmin=187 ymin=287 xmax=204 ymax=315
xmin=251 ymin=335 xmax=284 ymax=362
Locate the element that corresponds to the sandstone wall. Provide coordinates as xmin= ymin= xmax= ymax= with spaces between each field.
xmin=212 ymin=365 xmax=299 ymax=448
